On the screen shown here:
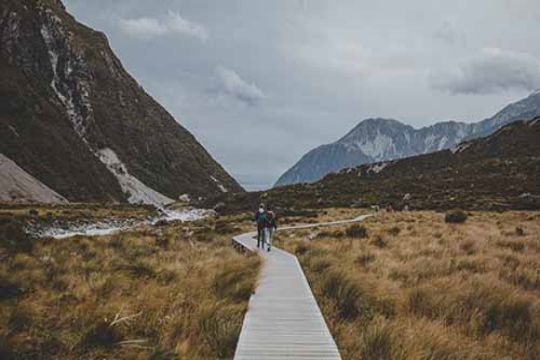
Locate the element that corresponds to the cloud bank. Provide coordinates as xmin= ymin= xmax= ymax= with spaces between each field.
xmin=119 ymin=11 xmax=208 ymax=41
xmin=215 ymin=66 xmax=265 ymax=105
xmin=431 ymin=48 xmax=540 ymax=94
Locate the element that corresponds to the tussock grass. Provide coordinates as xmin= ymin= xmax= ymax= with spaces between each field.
xmin=283 ymin=210 xmax=540 ymax=359
xmin=0 ymin=213 xmax=260 ymax=359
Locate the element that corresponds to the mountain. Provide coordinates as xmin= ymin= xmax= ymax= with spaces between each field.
xmin=207 ymin=117 xmax=540 ymax=213
xmin=275 ymin=91 xmax=540 ymax=187
xmin=0 ymin=153 xmax=67 ymax=203
xmin=0 ymin=0 xmax=242 ymax=205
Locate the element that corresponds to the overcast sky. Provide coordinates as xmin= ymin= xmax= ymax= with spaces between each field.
xmin=63 ymin=0 xmax=540 ymax=189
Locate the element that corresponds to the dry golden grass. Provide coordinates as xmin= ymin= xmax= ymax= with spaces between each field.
xmin=279 ymin=210 xmax=540 ymax=360
xmin=0 ymin=214 xmax=260 ymax=359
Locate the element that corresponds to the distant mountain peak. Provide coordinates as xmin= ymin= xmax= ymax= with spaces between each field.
xmin=275 ymin=92 xmax=540 ymax=187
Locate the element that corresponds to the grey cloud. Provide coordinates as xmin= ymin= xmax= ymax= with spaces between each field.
xmin=430 ymin=48 xmax=540 ymax=94
xmin=434 ymin=20 xmax=466 ymax=45
xmin=63 ymin=0 xmax=540 ymax=188
xmin=214 ymin=66 xmax=265 ymax=106
xmin=119 ymin=11 xmax=208 ymax=41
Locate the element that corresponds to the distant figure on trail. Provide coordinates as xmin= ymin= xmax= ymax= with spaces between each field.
xmin=386 ymin=204 xmax=395 ymax=213
xmin=255 ymin=203 xmax=266 ymax=248
xmin=264 ymin=207 xmax=278 ymax=252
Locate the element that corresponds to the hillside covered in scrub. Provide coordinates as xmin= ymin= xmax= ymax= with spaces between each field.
xmin=0 ymin=0 xmax=241 ymax=205
xmin=207 ymin=117 xmax=540 ymax=213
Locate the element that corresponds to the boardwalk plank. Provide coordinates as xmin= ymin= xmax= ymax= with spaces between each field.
xmin=233 ymin=216 xmax=369 ymax=359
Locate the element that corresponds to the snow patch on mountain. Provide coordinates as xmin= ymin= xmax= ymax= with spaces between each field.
xmin=276 ymin=91 xmax=540 ymax=187
xmin=40 ymin=10 xmax=93 ymax=143
xmin=98 ymin=148 xmax=174 ymax=206
xmin=354 ymin=133 xmax=394 ymax=160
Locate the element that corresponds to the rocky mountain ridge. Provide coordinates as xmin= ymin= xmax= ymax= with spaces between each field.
xmin=0 ymin=0 xmax=242 ymax=205
xmin=209 ymin=117 xmax=540 ymax=213
xmin=275 ymin=91 xmax=540 ymax=186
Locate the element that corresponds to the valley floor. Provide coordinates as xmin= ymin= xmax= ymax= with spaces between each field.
xmin=1 ymin=205 xmax=539 ymax=359
xmin=0 ymin=204 xmax=260 ymax=359
xmin=276 ymin=209 xmax=540 ymax=359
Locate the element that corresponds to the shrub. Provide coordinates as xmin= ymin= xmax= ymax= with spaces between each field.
xmin=8 ymin=308 xmax=32 ymax=332
xmin=345 ymin=224 xmax=368 ymax=238
xmin=0 ymin=276 xmax=23 ymax=300
xmin=358 ymin=320 xmax=394 ymax=360
xmin=0 ymin=217 xmax=34 ymax=253
xmin=322 ymin=270 xmax=373 ymax=321
xmin=406 ymin=288 xmax=434 ymax=317
xmin=444 ymin=210 xmax=467 ymax=224
xmin=81 ymin=320 xmax=123 ymax=348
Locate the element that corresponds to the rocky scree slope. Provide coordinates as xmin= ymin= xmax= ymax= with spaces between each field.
xmin=276 ymin=91 xmax=540 ymax=186
xmin=0 ymin=0 xmax=242 ymax=205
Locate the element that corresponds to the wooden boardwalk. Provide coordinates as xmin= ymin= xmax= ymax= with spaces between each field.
xmin=233 ymin=216 xmax=369 ymax=359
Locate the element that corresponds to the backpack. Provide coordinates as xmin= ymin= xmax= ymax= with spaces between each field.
xmin=257 ymin=212 xmax=267 ymax=228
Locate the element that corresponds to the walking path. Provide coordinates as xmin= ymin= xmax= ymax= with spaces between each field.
xmin=232 ymin=215 xmax=370 ymax=359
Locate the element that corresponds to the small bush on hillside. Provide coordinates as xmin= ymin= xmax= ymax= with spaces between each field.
xmin=345 ymin=224 xmax=368 ymax=238
xmin=0 ymin=216 xmax=34 ymax=253
xmin=444 ymin=210 xmax=468 ymax=224
xmin=0 ymin=276 xmax=23 ymax=301
xmin=81 ymin=320 xmax=123 ymax=349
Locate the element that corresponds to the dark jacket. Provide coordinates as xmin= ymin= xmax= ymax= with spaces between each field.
xmin=265 ymin=212 xmax=277 ymax=229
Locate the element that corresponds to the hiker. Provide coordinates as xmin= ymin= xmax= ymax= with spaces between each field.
xmin=264 ymin=208 xmax=278 ymax=252
xmin=254 ymin=203 xmax=266 ymax=248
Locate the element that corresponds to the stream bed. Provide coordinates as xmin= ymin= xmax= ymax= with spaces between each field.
xmin=29 ymin=208 xmax=214 ymax=239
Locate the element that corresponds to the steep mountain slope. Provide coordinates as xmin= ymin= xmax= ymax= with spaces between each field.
xmin=0 ymin=0 xmax=242 ymax=205
xmin=208 ymin=117 xmax=540 ymax=213
xmin=275 ymin=91 xmax=540 ymax=187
